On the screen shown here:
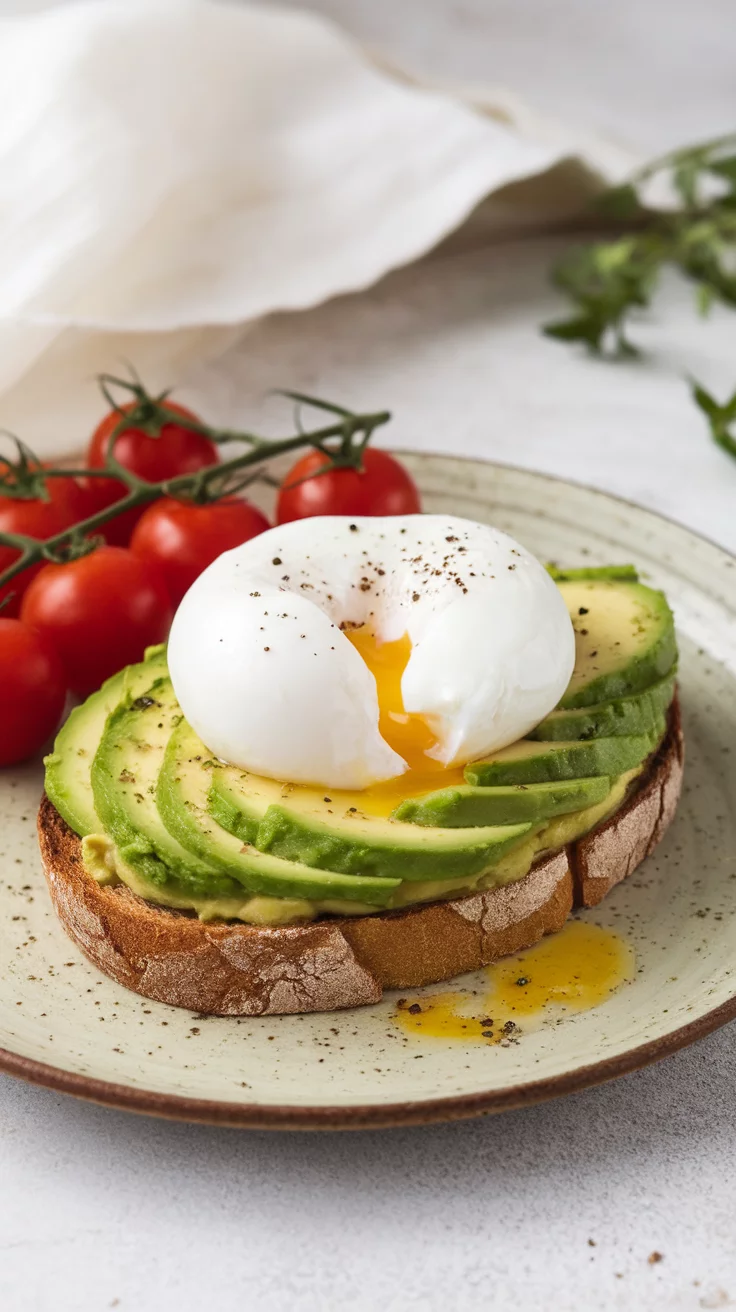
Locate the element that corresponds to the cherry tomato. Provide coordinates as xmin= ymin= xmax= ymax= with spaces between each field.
xmin=0 ymin=619 xmax=67 ymax=767
xmin=21 ymin=547 xmax=173 ymax=697
xmin=276 ymin=448 xmax=421 ymax=524
xmin=81 ymin=400 xmax=218 ymax=545
xmin=70 ymin=473 xmax=131 ymax=547
xmin=131 ymin=496 xmax=270 ymax=606
xmin=0 ymin=473 xmax=89 ymax=616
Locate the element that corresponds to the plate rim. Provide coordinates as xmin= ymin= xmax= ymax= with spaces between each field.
xmin=3 ymin=453 xmax=736 ymax=1129
xmin=2 ymin=992 xmax=736 ymax=1130
xmin=398 ymin=448 xmax=736 ymax=573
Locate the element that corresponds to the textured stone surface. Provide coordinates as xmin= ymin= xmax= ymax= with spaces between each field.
xmin=2 ymin=1046 xmax=736 ymax=1311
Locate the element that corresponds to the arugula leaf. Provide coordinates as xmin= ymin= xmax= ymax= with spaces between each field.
xmin=707 ymin=155 xmax=736 ymax=188
xmin=691 ymin=382 xmax=736 ymax=462
xmin=544 ymin=235 xmax=661 ymax=357
xmin=544 ymin=132 xmax=736 ymax=358
xmin=594 ymin=183 xmax=642 ymax=222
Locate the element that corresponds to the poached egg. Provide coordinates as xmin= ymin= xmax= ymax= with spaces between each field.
xmin=167 ymin=515 xmax=575 ymax=791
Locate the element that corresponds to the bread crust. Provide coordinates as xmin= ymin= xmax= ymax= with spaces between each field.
xmin=37 ymin=702 xmax=683 ymax=1016
xmin=572 ymin=698 xmax=684 ymax=907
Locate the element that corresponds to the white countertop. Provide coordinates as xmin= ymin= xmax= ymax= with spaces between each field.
xmin=2 ymin=4 xmax=736 ymax=1311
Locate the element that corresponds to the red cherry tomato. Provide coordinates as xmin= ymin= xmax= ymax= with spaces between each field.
xmin=70 ymin=473 xmax=131 ymax=546
xmin=20 ymin=547 xmax=173 ymax=697
xmin=81 ymin=400 xmax=218 ymax=545
xmin=131 ymin=496 xmax=270 ymax=606
xmin=0 ymin=473 xmax=89 ymax=616
xmin=0 ymin=619 xmax=67 ymax=767
xmin=276 ymin=448 xmax=421 ymax=524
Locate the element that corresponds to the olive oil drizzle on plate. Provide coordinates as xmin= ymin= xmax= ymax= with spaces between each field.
xmin=394 ymin=921 xmax=634 ymax=1044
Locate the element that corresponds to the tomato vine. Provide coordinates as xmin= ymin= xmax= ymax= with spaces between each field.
xmin=0 ymin=373 xmax=391 ymax=603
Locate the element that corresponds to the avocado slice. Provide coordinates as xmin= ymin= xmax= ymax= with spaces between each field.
xmin=93 ymin=676 xmax=400 ymax=906
xmin=44 ymin=645 xmax=168 ymax=837
xmin=91 ymin=676 xmax=241 ymax=898
xmin=465 ymin=725 xmax=661 ymax=786
xmin=391 ymin=775 xmax=612 ymax=828
xmin=548 ymin=564 xmax=639 ymax=583
xmin=164 ymin=719 xmax=532 ymax=882
xmin=528 ymin=672 xmax=676 ymax=742
xmin=557 ymin=579 xmax=676 ymax=709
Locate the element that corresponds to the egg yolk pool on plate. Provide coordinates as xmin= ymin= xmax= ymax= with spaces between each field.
xmin=394 ymin=921 xmax=635 ymax=1043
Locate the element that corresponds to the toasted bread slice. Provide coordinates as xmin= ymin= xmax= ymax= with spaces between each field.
xmin=36 ymin=701 xmax=683 ymax=1016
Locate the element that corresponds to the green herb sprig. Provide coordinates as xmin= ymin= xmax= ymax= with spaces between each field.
xmin=691 ymin=381 xmax=736 ymax=462
xmin=544 ymin=133 xmax=736 ymax=357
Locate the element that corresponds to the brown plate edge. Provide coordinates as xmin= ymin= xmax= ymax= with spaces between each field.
xmin=2 ymin=988 xmax=736 ymax=1131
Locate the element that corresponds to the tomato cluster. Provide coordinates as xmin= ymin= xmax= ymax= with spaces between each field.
xmin=1 ymin=400 xmax=420 ymax=766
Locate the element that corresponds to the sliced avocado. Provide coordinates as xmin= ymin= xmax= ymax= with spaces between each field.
xmin=483 ymin=764 xmax=643 ymax=889
xmin=166 ymin=721 xmax=532 ymax=882
xmin=91 ymin=675 xmax=239 ymax=897
xmin=557 ymin=579 xmax=676 ymax=709
xmin=548 ymin=564 xmax=639 ymax=583
xmin=391 ymin=775 xmax=612 ymax=828
xmin=44 ymin=646 xmax=168 ymax=837
xmin=93 ymin=675 xmax=398 ymax=906
xmin=466 ymin=726 xmax=660 ymax=786
xmin=528 ymin=672 xmax=676 ymax=742
xmin=157 ymin=717 xmax=403 ymax=906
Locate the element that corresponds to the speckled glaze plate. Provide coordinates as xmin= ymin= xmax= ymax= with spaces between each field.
xmin=2 ymin=455 xmax=735 ymax=1129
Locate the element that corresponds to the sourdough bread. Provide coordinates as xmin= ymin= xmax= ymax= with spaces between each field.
xmin=37 ymin=702 xmax=683 ymax=1016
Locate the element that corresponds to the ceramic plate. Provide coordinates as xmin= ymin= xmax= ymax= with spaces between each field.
xmin=2 ymin=456 xmax=735 ymax=1129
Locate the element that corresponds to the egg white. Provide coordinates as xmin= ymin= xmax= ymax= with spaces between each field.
xmin=167 ymin=515 xmax=575 ymax=789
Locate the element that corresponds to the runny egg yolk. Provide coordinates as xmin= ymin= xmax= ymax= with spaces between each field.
xmin=347 ymin=628 xmax=439 ymax=768
xmin=346 ymin=628 xmax=466 ymax=812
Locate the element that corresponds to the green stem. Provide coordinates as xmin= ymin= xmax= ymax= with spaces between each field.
xmin=42 ymin=467 xmax=120 ymax=480
xmin=633 ymin=131 xmax=736 ymax=186
xmin=0 ymin=406 xmax=391 ymax=596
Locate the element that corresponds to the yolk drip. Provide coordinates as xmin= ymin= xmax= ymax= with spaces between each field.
xmin=347 ymin=629 xmax=439 ymax=769
xmin=346 ymin=628 xmax=466 ymax=813
xmin=394 ymin=921 xmax=634 ymax=1043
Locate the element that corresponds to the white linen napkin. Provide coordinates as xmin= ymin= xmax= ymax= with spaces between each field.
xmin=0 ymin=0 xmax=638 ymax=453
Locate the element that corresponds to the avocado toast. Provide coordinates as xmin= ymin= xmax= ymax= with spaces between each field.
xmin=38 ymin=568 xmax=684 ymax=1016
